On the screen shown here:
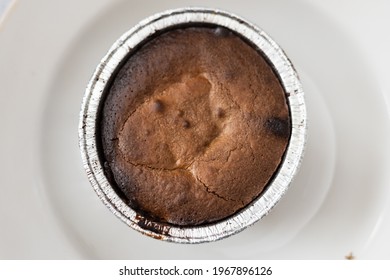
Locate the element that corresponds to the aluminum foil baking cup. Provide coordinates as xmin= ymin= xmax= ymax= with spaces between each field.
xmin=79 ymin=7 xmax=307 ymax=243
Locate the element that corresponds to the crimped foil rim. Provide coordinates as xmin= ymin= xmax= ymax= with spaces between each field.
xmin=79 ymin=7 xmax=307 ymax=243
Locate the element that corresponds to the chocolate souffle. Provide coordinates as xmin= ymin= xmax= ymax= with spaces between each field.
xmin=99 ymin=26 xmax=291 ymax=226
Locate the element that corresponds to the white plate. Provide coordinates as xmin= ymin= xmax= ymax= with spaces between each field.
xmin=1 ymin=0 xmax=390 ymax=259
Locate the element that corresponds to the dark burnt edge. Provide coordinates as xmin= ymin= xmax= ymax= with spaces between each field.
xmin=94 ymin=46 xmax=132 ymax=205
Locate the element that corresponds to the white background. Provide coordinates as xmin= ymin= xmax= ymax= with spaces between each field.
xmin=1 ymin=0 xmax=389 ymax=260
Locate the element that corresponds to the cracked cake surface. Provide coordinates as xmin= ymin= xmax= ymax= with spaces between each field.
xmin=100 ymin=26 xmax=291 ymax=226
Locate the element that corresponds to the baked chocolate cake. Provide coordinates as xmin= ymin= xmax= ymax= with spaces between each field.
xmin=99 ymin=26 xmax=291 ymax=226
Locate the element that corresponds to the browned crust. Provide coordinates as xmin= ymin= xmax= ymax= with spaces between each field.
xmin=100 ymin=26 xmax=290 ymax=226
